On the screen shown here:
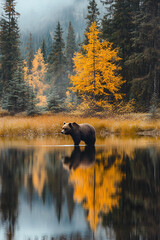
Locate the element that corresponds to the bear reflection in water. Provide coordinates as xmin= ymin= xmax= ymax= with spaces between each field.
xmin=63 ymin=146 xmax=95 ymax=170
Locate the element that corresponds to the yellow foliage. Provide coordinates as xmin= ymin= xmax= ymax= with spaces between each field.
xmin=70 ymin=22 xmax=124 ymax=109
xmin=69 ymin=151 xmax=124 ymax=231
xmin=24 ymin=48 xmax=48 ymax=107
xmin=78 ymin=96 xmax=113 ymax=115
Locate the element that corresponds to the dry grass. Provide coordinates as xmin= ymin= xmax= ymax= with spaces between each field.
xmin=0 ymin=113 xmax=160 ymax=138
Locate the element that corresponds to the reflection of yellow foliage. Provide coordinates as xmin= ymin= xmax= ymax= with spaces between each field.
xmin=69 ymin=152 xmax=124 ymax=231
xmin=24 ymin=149 xmax=48 ymax=197
xmin=96 ymin=147 xmax=135 ymax=164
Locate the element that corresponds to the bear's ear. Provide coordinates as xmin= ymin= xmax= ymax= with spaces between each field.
xmin=73 ymin=122 xmax=78 ymax=126
xmin=69 ymin=122 xmax=79 ymax=129
xmin=72 ymin=122 xmax=79 ymax=128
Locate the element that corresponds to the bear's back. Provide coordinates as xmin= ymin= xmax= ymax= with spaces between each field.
xmin=79 ymin=123 xmax=96 ymax=145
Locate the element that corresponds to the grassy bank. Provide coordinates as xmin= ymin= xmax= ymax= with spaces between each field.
xmin=0 ymin=113 xmax=160 ymax=139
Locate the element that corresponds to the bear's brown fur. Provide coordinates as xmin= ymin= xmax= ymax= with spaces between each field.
xmin=61 ymin=122 xmax=96 ymax=146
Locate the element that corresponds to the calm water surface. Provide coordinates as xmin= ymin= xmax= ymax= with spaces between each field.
xmin=0 ymin=136 xmax=159 ymax=240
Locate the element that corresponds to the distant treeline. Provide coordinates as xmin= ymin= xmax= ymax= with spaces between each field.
xmin=0 ymin=0 xmax=159 ymax=115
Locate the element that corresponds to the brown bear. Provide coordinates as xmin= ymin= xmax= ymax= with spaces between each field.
xmin=61 ymin=122 xmax=96 ymax=146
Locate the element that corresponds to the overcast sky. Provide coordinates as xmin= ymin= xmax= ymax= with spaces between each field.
xmin=17 ymin=0 xmax=79 ymax=14
xmin=16 ymin=0 xmax=88 ymax=30
xmin=0 ymin=0 xmax=103 ymax=31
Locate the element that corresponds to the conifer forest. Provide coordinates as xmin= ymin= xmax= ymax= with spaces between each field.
xmin=0 ymin=0 xmax=160 ymax=115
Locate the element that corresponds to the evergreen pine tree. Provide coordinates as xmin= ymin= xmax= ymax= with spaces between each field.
xmin=23 ymin=60 xmax=37 ymax=115
xmin=2 ymin=61 xmax=30 ymax=113
xmin=65 ymin=22 xmax=76 ymax=73
xmin=128 ymin=0 xmax=160 ymax=110
xmin=0 ymin=49 xmax=2 ymax=97
xmin=86 ymin=0 xmax=100 ymax=30
xmin=0 ymin=0 xmax=29 ymax=113
xmin=83 ymin=0 xmax=100 ymax=45
xmin=101 ymin=0 xmax=135 ymax=98
xmin=48 ymin=22 xmax=66 ymax=99
xmin=101 ymin=0 xmax=115 ymax=41
xmin=25 ymin=33 xmax=34 ymax=74
xmin=47 ymin=86 xmax=63 ymax=113
xmin=26 ymin=82 xmax=37 ymax=116
xmin=11 ymin=62 xmax=27 ymax=112
xmin=41 ymin=39 xmax=47 ymax=63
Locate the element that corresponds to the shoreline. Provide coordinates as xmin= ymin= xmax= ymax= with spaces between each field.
xmin=0 ymin=113 xmax=160 ymax=139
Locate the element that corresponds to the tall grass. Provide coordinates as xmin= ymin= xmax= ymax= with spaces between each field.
xmin=0 ymin=113 xmax=160 ymax=138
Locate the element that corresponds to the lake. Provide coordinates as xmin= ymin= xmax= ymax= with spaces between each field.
xmin=0 ymin=136 xmax=159 ymax=240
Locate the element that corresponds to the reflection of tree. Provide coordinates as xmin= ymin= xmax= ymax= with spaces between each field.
xmin=23 ymin=149 xmax=35 ymax=207
xmin=69 ymin=148 xmax=124 ymax=231
xmin=0 ymin=162 xmax=18 ymax=240
xmin=0 ymin=148 xmax=33 ymax=240
xmin=0 ymin=146 xmax=77 ymax=239
xmin=23 ymin=148 xmax=76 ymax=222
xmin=31 ymin=149 xmax=48 ymax=197
xmin=103 ymin=147 xmax=160 ymax=240
xmin=1 ymin=143 xmax=159 ymax=240
xmin=46 ymin=150 xmax=75 ymax=222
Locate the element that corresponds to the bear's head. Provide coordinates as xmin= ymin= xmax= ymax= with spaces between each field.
xmin=61 ymin=122 xmax=79 ymax=135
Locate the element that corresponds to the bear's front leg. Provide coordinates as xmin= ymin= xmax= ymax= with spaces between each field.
xmin=71 ymin=134 xmax=81 ymax=146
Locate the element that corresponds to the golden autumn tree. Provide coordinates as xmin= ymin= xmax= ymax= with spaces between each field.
xmin=69 ymin=150 xmax=125 ymax=231
xmin=70 ymin=22 xmax=124 ymax=111
xmin=25 ymin=48 xmax=48 ymax=107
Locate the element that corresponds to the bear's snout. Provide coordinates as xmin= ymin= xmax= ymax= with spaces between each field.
xmin=61 ymin=130 xmax=64 ymax=134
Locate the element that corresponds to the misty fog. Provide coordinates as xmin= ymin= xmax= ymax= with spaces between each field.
xmin=16 ymin=0 xmax=94 ymax=31
xmin=0 ymin=0 xmax=104 ymax=34
xmin=0 ymin=0 xmax=104 ymax=55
